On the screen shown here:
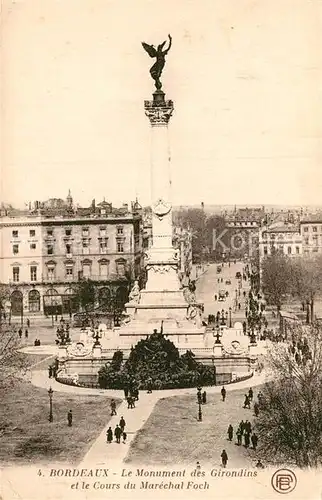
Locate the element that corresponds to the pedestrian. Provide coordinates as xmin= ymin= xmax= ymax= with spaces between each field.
xmin=236 ymin=428 xmax=242 ymax=446
xmin=18 ymin=328 xmax=22 ymax=339
xmin=239 ymin=420 xmax=245 ymax=435
xmin=119 ymin=416 xmax=126 ymax=432
xmin=26 ymin=318 xmax=30 ymax=328
xmin=227 ymin=424 xmax=233 ymax=442
xmin=255 ymin=459 xmax=264 ymax=469
xmin=110 ymin=399 xmax=117 ymax=416
xmin=248 ymin=387 xmax=253 ymax=401
xmin=67 ymin=409 xmax=73 ymax=427
xmin=214 ymin=294 xmax=217 ymax=301
xmin=122 ymin=431 xmax=127 ymax=444
xmin=221 ymin=386 xmax=226 ymax=402
xmin=254 ymin=402 xmax=259 ymax=417
xmin=221 ymin=449 xmax=228 ymax=468
xmin=243 ymin=395 xmax=251 ymax=409
xmin=238 ymin=303 xmax=241 ymax=310
xmin=245 ymin=420 xmax=252 ymax=434
xmin=202 ymin=391 xmax=207 ymax=404
xmin=123 ymin=386 xmax=129 ymax=399
xmin=147 ymin=379 xmax=153 ymax=394
xmin=244 ymin=432 xmax=250 ymax=448
xmin=106 ymin=427 xmax=113 ymax=444
xmin=25 ymin=329 xmax=28 ymax=339
xmin=114 ymin=425 xmax=122 ymax=444
xmin=48 ymin=365 xmax=53 ymax=378
xmin=251 ymin=433 xmax=258 ymax=450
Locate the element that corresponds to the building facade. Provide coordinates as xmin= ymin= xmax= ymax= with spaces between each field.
xmin=259 ymin=223 xmax=302 ymax=261
xmin=300 ymin=219 xmax=322 ymax=256
xmin=0 ymin=195 xmax=144 ymax=319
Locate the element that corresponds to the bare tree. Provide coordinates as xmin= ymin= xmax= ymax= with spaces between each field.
xmin=256 ymin=324 xmax=322 ymax=467
xmin=290 ymin=256 xmax=322 ymax=323
xmin=0 ymin=324 xmax=28 ymax=389
xmin=261 ymin=252 xmax=292 ymax=311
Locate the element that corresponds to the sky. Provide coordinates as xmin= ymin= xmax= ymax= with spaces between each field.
xmin=1 ymin=0 xmax=322 ymax=208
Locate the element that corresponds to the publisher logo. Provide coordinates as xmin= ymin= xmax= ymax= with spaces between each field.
xmin=271 ymin=469 xmax=297 ymax=494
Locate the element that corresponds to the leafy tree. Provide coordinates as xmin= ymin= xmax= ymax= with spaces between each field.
xmin=110 ymin=350 xmax=123 ymax=371
xmin=261 ymin=252 xmax=292 ymax=311
xmin=290 ymin=256 xmax=322 ymax=324
xmin=75 ymin=279 xmax=96 ymax=313
xmin=256 ymin=324 xmax=322 ymax=467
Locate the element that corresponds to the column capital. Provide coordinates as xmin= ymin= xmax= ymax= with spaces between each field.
xmin=144 ymin=90 xmax=174 ymax=126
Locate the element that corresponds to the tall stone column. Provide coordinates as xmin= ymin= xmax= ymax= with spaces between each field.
xmin=144 ymin=90 xmax=180 ymax=292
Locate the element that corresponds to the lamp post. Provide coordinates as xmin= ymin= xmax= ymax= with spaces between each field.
xmin=229 ymin=307 xmax=232 ymax=328
xmin=197 ymin=386 xmax=203 ymax=421
xmin=48 ymin=386 xmax=53 ymax=422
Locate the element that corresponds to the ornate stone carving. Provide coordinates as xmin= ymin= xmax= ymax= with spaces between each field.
xmin=152 ymin=198 xmax=172 ymax=218
xmin=145 ymin=105 xmax=173 ymax=126
xmin=129 ymin=280 xmax=141 ymax=304
xmin=67 ymin=342 xmax=92 ymax=358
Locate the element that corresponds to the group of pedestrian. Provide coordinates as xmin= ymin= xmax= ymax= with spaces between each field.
xmin=106 ymin=417 xmax=127 ymax=444
xmin=243 ymin=387 xmax=253 ymax=409
xmin=18 ymin=328 xmax=29 ymax=339
xmin=48 ymin=364 xmax=57 ymax=378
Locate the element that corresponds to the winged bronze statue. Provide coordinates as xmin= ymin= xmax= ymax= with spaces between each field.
xmin=142 ymin=34 xmax=172 ymax=90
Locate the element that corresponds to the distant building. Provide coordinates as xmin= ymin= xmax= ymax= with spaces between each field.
xmin=259 ymin=223 xmax=302 ymax=260
xmin=300 ymin=218 xmax=322 ymax=255
xmin=0 ymin=192 xmax=144 ymax=319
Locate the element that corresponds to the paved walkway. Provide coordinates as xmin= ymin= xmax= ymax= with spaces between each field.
xmin=30 ymin=369 xmax=267 ymax=467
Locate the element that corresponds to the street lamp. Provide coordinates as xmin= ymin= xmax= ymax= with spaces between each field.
xmin=197 ymin=386 xmax=203 ymax=421
xmin=229 ymin=307 xmax=232 ymax=328
xmin=48 ymin=386 xmax=53 ymax=422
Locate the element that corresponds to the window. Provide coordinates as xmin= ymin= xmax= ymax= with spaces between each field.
xmin=82 ymin=264 xmax=91 ymax=278
xmin=117 ymin=241 xmax=124 ymax=253
xmin=263 ymin=246 xmax=268 ymax=256
xmin=313 ymin=226 xmax=317 ymax=232
xmin=12 ymin=230 xmax=18 ymax=238
xmin=28 ymin=290 xmax=40 ymax=312
xmin=82 ymin=241 xmax=90 ymax=255
xmin=47 ymin=229 xmax=53 ymax=236
xmin=13 ymin=244 xmax=19 ymax=255
xmin=304 ymin=227 xmax=308 ymax=232
xmin=100 ymin=227 xmax=106 ymax=237
xmin=99 ymin=240 xmax=108 ymax=254
xmin=287 ymin=246 xmax=292 ymax=254
xmin=47 ymin=244 xmax=54 ymax=255
xmin=66 ymin=267 xmax=73 ymax=277
xmin=66 ymin=244 xmax=72 ymax=255
xmin=29 ymin=229 xmax=36 ymax=237
xmin=30 ymin=243 xmax=36 ymax=250
xmin=270 ymin=234 xmax=275 ymax=240
xmin=99 ymin=261 xmax=109 ymax=277
xmin=47 ymin=267 xmax=55 ymax=281
xmin=117 ymin=226 xmax=124 ymax=235
xmin=279 ymin=245 xmax=284 ymax=253
xmin=296 ymin=246 xmax=300 ymax=254
xmin=13 ymin=267 xmax=20 ymax=282
xmin=117 ymin=262 xmax=125 ymax=276
xmin=65 ymin=228 xmax=72 ymax=236
xmin=82 ymin=228 xmax=89 ymax=237
xmin=304 ymin=237 xmax=309 ymax=245
xmin=262 ymin=232 xmax=267 ymax=240
xmin=30 ymin=266 xmax=37 ymax=282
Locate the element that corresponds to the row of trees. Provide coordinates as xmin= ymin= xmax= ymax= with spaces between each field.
xmin=98 ymin=330 xmax=216 ymax=390
xmin=257 ymin=323 xmax=322 ymax=467
xmin=261 ymin=253 xmax=322 ymax=322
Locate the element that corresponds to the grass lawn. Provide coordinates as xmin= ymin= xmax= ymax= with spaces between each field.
xmin=0 ymin=379 xmax=121 ymax=466
xmin=125 ymin=386 xmax=262 ymax=468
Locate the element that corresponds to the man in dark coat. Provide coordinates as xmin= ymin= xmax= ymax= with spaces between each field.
xmin=202 ymin=391 xmax=207 ymax=404
xmin=110 ymin=399 xmax=117 ymax=416
xmin=221 ymin=449 xmax=228 ymax=468
xmin=244 ymin=432 xmax=250 ymax=448
xmin=243 ymin=395 xmax=251 ymax=409
xmin=67 ymin=410 xmax=73 ymax=427
xmin=114 ymin=425 xmax=122 ymax=444
xmin=106 ymin=427 xmax=113 ymax=443
xmin=236 ymin=428 xmax=242 ymax=446
xmin=227 ymin=424 xmax=233 ymax=441
xmin=254 ymin=402 xmax=259 ymax=417
xmin=221 ymin=386 xmax=226 ymax=402
xmin=251 ymin=433 xmax=258 ymax=450
xmin=119 ymin=416 xmax=126 ymax=432
xmin=248 ymin=387 xmax=254 ymax=401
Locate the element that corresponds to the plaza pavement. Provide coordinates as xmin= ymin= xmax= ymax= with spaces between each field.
xmin=30 ymin=368 xmax=267 ymax=467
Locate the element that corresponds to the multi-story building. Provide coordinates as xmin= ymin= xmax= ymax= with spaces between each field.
xmin=0 ymin=193 xmax=144 ymax=319
xmin=300 ymin=218 xmax=322 ymax=255
xmin=259 ymin=223 xmax=302 ymax=260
